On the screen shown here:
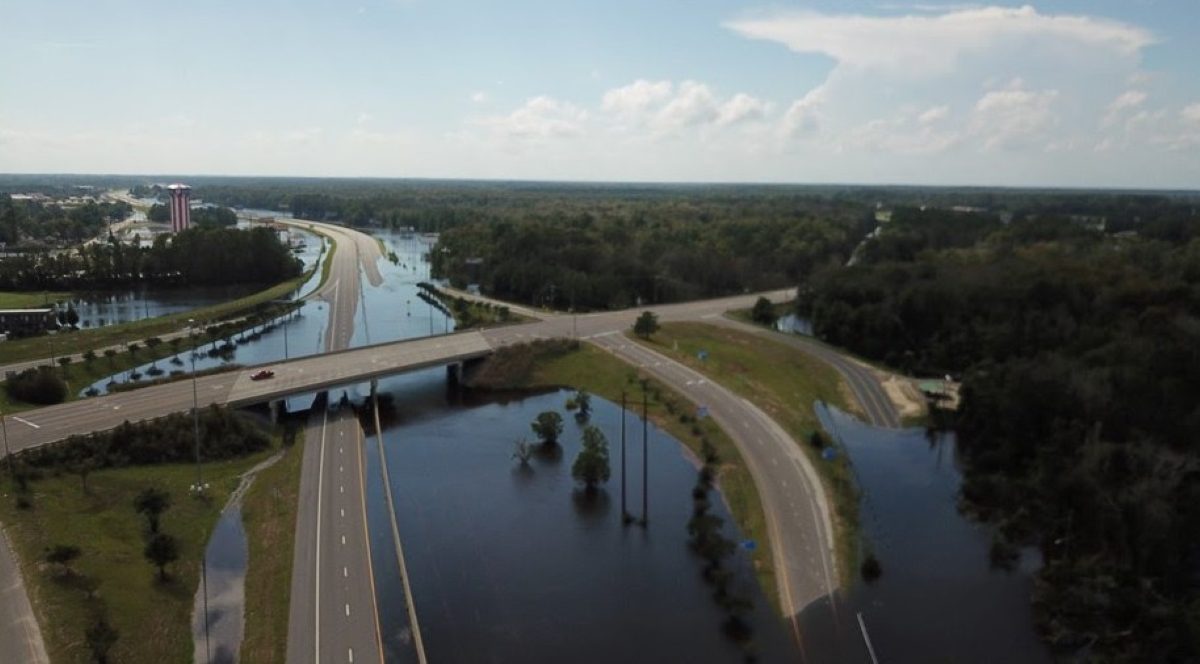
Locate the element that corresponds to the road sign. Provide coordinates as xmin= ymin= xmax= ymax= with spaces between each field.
xmin=741 ymin=539 xmax=756 ymax=550
xmin=698 ymin=349 xmax=708 ymax=361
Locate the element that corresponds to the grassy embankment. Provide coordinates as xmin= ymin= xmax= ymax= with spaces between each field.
xmin=0 ymin=291 xmax=72 ymax=309
xmin=0 ymin=230 xmax=338 ymax=413
xmin=0 ymin=446 xmax=279 ymax=664
xmin=467 ymin=340 xmax=780 ymax=608
xmin=632 ymin=322 xmax=862 ymax=585
xmin=240 ymin=433 xmax=303 ymax=663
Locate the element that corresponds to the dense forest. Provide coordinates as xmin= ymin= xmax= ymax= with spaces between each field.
xmin=0 ymin=195 xmax=130 ymax=247
xmin=431 ymin=204 xmax=871 ymax=310
xmin=0 ymin=226 xmax=301 ymax=291
xmin=798 ymin=204 xmax=1200 ymax=660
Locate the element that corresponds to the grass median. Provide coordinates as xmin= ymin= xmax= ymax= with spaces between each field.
xmin=631 ymin=322 xmax=862 ymax=585
xmin=240 ymin=433 xmax=303 ymax=664
xmin=468 ymin=340 xmax=780 ymax=609
xmin=0 ymin=448 xmax=275 ymax=664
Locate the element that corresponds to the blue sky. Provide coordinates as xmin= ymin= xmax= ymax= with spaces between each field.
xmin=2 ymin=1 xmax=1198 ymax=188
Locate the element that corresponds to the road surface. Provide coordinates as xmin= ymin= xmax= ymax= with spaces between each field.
xmin=284 ymin=219 xmax=388 ymax=664
xmin=285 ymin=409 xmax=384 ymax=664
xmin=0 ymin=527 xmax=48 ymax=664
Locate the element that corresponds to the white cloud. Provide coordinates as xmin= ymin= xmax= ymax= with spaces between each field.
xmin=1183 ymin=103 xmax=1200 ymax=126
xmin=601 ymin=79 xmax=673 ymax=117
xmin=726 ymin=5 xmax=1154 ymax=76
xmin=598 ymin=79 xmax=770 ymax=135
xmin=476 ymin=96 xmax=588 ymax=140
xmin=470 ymin=91 xmax=487 ymax=104
xmin=780 ymin=86 xmax=827 ymax=137
xmin=918 ymin=105 xmax=950 ymax=124
xmin=716 ymin=93 xmax=769 ymax=126
xmin=970 ymin=81 xmax=1059 ymax=150
xmin=1102 ymin=89 xmax=1147 ymax=126
xmin=655 ymin=81 xmax=718 ymax=129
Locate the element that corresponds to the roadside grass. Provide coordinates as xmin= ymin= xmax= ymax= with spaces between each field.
xmin=632 ymin=322 xmax=862 ymax=586
xmin=471 ymin=341 xmax=779 ymax=610
xmin=240 ymin=436 xmax=302 ymax=664
xmin=0 ymin=449 xmax=275 ymax=664
xmin=0 ymin=291 xmax=71 ymax=309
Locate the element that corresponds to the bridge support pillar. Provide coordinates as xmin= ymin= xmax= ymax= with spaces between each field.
xmin=446 ymin=362 xmax=463 ymax=387
xmin=269 ymin=399 xmax=284 ymax=424
xmin=370 ymin=378 xmax=379 ymax=399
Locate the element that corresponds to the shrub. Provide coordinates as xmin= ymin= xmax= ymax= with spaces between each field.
xmin=6 ymin=366 xmax=67 ymax=405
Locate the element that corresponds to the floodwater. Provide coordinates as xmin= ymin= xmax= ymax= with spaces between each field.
xmin=774 ymin=313 xmax=812 ymax=336
xmin=363 ymin=378 xmax=800 ymax=663
xmin=195 ymin=505 xmax=248 ymax=664
xmin=80 ymin=229 xmax=445 ymax=398
xmin=794 ymin=404 xmax=1050 ymax=663
xmin=57 ymin=224 xmax=324 ymax=329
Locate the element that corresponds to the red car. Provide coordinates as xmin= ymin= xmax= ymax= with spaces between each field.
xmin=250 ymin=369 xmax=275 ymax=381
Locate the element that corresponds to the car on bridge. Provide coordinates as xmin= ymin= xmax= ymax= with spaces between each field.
xmin=250 ymin=369 xmax=275 ymax=381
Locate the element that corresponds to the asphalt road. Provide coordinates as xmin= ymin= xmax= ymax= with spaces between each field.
xmin=285 ymin=409 xmax=384 ymax=664
xmin=0 ymin=528 xmax=48 ymax=664
xmin=281 ymin=219 xmax=388 ymax=664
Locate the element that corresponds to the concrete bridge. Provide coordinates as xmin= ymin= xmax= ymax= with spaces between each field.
xmin=1 ymin=331 xmax=494 ymax=456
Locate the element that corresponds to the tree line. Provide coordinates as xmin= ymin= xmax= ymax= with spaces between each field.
xmin=0 ymin=196 xmax=130 ymax=248
xmin=797 ymin=205 xmax=1200 ymax=660
xmin=0 ymin=226 xmax=301 ymax=291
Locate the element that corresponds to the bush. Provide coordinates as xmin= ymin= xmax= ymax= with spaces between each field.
xmin=861 ymin=553 xmax=883 ymax=582
xmin=6 ymin=366 xmax=67 ymax=405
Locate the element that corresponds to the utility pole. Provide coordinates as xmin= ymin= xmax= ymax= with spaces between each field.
xmin=621 ymin=391 xmax=628 ymax=524
xmin=641 ymin=387 xmax=649 ymax=527
xmin=1 ymin=408 xmax=12 ymax=483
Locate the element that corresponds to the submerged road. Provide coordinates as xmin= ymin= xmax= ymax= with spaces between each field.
xmin=284 ymin=219 xmax=388 ymax=664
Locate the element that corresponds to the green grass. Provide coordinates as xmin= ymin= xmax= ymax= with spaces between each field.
xmin=0 ymin=450 xmax=276 ymax=664
xmin=633 ymin=322 xmax=862 ymax=585
xmin=0 ymin=291 xmax=71 ymax=309
xmin=241 ymin=439 xmax=302 ymax=664
xmin=489 ymin=342 xmax=780 ymax=609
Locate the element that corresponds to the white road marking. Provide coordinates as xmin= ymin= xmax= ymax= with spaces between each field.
xmin=12 ymin=416 xmax=39 ymax=429
xmin=340 ymin=485 xmax=344 ymax=494
xmin=340 ymin=508 xmax=345 ymax=518
xmin=343 ymin=567 xmax=348 ymax=578
xmin=341 ymin=535 xmax=346 ymax=545
xmin=349 ymin=648 xmax=355 ymax=663
xmin=345 ymin=603 xmax=350 ymax=617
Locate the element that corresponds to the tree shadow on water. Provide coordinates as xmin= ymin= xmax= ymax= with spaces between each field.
xmin=571 ymin=488 xmax=611 ymax=523
xmin=533 ymin=442 xmax=562 ymax=465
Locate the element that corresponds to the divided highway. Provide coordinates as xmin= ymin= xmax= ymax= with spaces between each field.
xmin=0 ymin=217 xmax=901 ymax=660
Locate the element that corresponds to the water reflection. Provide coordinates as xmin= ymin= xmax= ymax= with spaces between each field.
xmin=795 ymin=404 xmax=1050 ymax=664
xmin=364 ymin=376 xmax=799 ymax=663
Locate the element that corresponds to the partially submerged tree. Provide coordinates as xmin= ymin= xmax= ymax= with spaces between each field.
xmin=571 ymin=425 xmax=611 ymax=495
xmin=531 ymin=411 xmax=564 ymax=445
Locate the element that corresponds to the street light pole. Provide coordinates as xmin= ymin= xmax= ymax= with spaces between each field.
xmin=187 ymin=319 xmax=204 ymax=494
xmin=1 ymin=407 xmax=12 ymax=483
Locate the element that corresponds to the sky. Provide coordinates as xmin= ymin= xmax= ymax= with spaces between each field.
xmin=1 ymin=1 xmax=1198 ymax=188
